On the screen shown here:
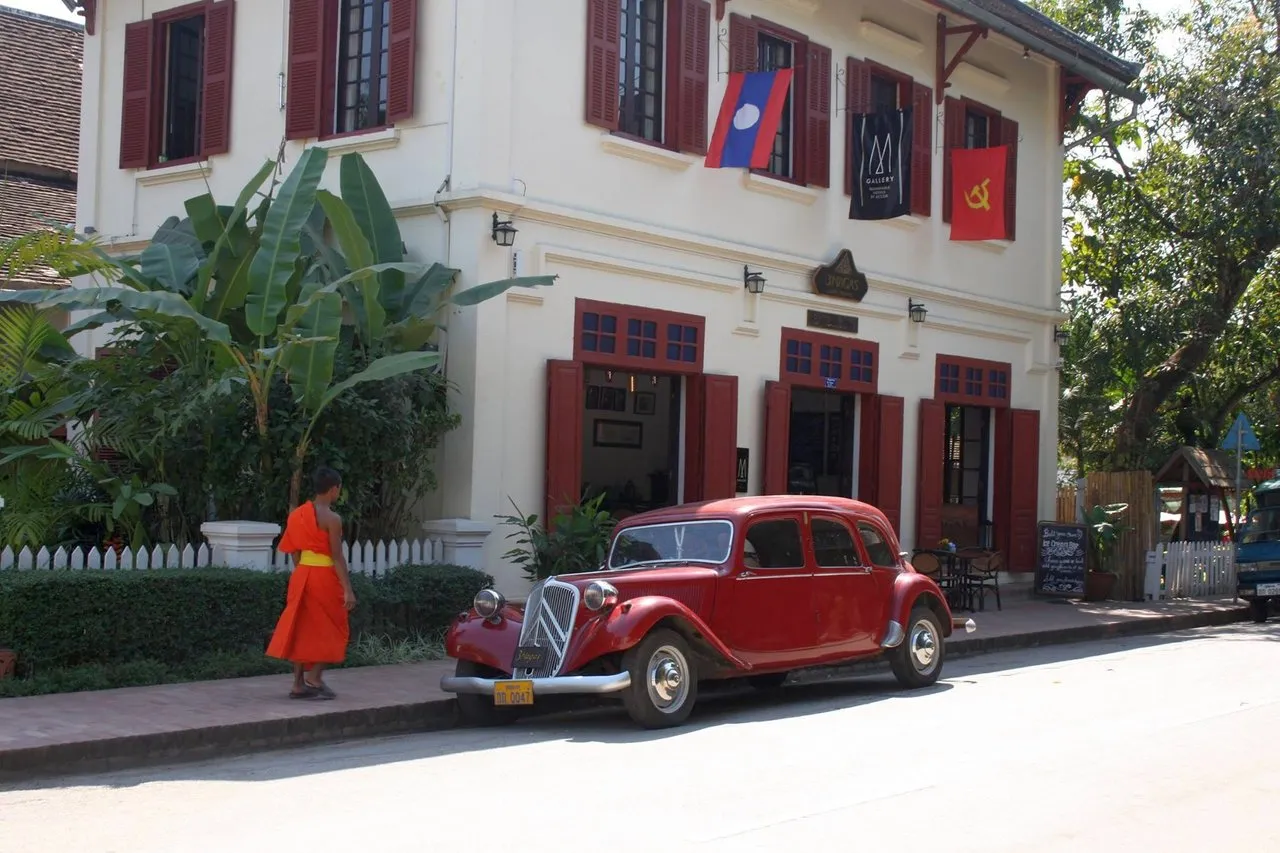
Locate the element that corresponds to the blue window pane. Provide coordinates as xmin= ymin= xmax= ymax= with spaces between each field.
xmin=683 ymin=326 xmax=697 ymax=343
xmin=583 ymin=313 xmax=599 ymax=332
xmin=787 ymin=339 xmax=800 ymax=356
xmin=643 ymin=341 xmax=656 ymax=358
xmin=628 ymin=338 xmax=640 ymax=357
xmin=681 ymin=345 xmax=696 ymax=362
xmin=628 ymin=318 xmax=641 ymax=336
xmin=582 ymin=333 xmax=598 ymax=351
xmin=601 ymin=336 xmax=616 ymax=354
xmin=602 ymin=315 xmax=617 ymax=333
xmin=667 ymin=343 xmax=680 ymax=360
xmin=667 ymin=323 xmax=680 ymax=342
xmin=643 ymin=320 xmax=657 ymax=338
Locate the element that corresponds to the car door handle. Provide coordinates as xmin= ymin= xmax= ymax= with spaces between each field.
xmin=739 ymin=570 xmax=757 ymax=578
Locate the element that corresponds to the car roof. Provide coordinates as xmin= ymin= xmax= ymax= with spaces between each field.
xmin=616 ymin=495 xmax=887 ymax=527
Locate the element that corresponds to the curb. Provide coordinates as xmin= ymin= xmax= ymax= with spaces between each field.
xmin=0 ymin=604 xmax=1250 ymax=783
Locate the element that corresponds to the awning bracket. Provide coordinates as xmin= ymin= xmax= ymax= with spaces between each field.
xmin=935 ymin=13 xmax=989 ymax=105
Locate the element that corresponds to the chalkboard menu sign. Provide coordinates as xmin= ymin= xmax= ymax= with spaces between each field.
xmin=1035 ymin=522 xmax=1088 ymax=597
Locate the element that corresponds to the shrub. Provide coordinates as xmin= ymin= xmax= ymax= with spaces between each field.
xmin=0 ymin=563 xmax=492 ymax=676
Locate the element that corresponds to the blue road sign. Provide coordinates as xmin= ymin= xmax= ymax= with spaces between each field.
xmin=1221 ymin=412 xmax=1261 ymax=452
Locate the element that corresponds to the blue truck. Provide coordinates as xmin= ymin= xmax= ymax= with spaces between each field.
xmin=1236 ymin=477 xmax=1280 ymax=622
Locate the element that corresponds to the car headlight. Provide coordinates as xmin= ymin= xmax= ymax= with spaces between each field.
xmin=473 ymin=588 xmax=505 ymax=619
xmin=583 ymin=581 xmax=619 ymax=611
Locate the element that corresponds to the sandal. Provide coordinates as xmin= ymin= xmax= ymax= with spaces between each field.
xmin=304 ymin=680 xmax=336 ymax=700
xmin=289 ymin=685 xmax=318 ymax=699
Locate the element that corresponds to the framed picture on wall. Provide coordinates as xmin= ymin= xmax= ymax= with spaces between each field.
xmin=585 ymin=385 xmax=601 ymax=410
xmin=633 ymin=392 xmax=656 ymax=416
xmin=593 ymin=419 xmax=643 ymax=448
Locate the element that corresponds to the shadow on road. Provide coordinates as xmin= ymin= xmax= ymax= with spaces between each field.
xmin=12 ymin=621 xmax=1279 ymax=792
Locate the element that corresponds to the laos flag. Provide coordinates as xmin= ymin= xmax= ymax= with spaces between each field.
xmin=705 ymin=70 xmax=794 ymax=169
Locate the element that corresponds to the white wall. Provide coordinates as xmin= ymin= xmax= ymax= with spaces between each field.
xmin=75 ymin=0 xmax=1071 ymax=594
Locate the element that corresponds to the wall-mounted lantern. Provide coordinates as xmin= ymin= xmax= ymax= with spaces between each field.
xmin=491 ymin=212 xmax=517 ymax=247
xmin=908 ymin=298 xmax=928 ymax=324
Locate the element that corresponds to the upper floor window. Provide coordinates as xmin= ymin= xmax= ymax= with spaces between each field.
xmin=584 ymin=0 xmax=710 ymax=155
xmin=728 ymin=14 xmax=831 ymax=188
xmin=870 ymin=72 xmax=898 ymax=113
xmin=336 ymin=0 xmax=391 ymax=134
xmin=118 ymin=0 xmax=235 ymax=170
xmin=285 ymin=0 xmax=418 ymax=142
xmin=943 ymin=95 xmax=1019 ymax=238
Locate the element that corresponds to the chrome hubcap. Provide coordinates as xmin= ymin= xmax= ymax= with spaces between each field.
xmin=909 ymin=620 xmax=939 ymax=674
xmin=645 ymin=644 xmax=690 ymax=713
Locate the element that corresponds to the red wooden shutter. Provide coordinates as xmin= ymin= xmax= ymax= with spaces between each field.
xmin=386 ymin=0 xmax=419 ymax=123
xmin=804 ymin=41 xmax=831 ymax=188
xmin=844 ymin=58 xmax=870 ymax=195
xmin=201 ymin=1 xmax=236 ymax=157
xmin=999 ymin=116 xmax=1018 ymax=240
xmin=672 ymin=0 xmax=711 ymax=154
xmin=915 ymin=398 xmax=945 ymax=550
xmin=763 ymin=381 xmax=790 ymax=495
xmin=584 ymin=0 xmax=621 ymax=130
xmin=702 ymin=374 xmax=739 ymax=499
xmin=119 ymin=19 xmax=154 ymax=169
xmin=941 ymin=96 xmax=965 ymax=223
xmin=545 ymin=360 xmax=585 ymax=526
xmin=857 ymin=394 xmax=881 ymax=506
xmin=1008 ymin=408 xmax=1041 ymax=571
xmin=728 ymin=14 xmax=759 ymax=73
xmin=910 ymin=82 xmax=933 ymax=217
xmin=876 ymin=395 xmax=904 ymax=535
xmin=285 ymin=0 xmax=325 ymax=139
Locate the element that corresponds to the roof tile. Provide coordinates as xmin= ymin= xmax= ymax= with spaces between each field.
xmin=0 ymin=8 xmax=84 ymax=177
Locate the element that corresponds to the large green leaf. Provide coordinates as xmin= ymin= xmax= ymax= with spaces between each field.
xmin=207 ymin=244 xmax=256 ymax=322
xmin=194 ymin=159 xmax=274 ymax=314
xmin=245 ymin=148 xmax=327 ymax=336
xmin=450 ymin=275 xmax=559 ymax=307
xmin=317 ymin=189 xmax=384 ymax=342
xmin=384 ymin=316 xmax=439 ymax=352
xmin=319 ymin=350 xmax=441 ymax=410
xmin=282 ymin=291 xmax=343 ymax=411
xmin=0 ymin=287 xmax=232 ymax=344
xmin=184 ymin=194 xmax=224 ymax=246
xmin=139 ymin=241 xmax=201 ymax=295
xmin=398 ymin=262 xmax=459 ymax=322
xmin=339 ymin=152 xmax=406 ymax=320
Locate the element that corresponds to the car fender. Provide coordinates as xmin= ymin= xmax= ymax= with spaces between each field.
xmin=444 ymin=605 xmax=524 ymax=675
xmin=884 ymin=571 xmax=955 ymax=640
xmin=562 ymin=595 xmax=750 ymax=674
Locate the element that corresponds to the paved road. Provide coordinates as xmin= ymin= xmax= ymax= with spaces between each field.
xmin=3 ymin=624 xmax=1279 ymax=853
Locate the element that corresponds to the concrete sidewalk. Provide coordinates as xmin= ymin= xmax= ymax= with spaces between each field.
xmin=0 ymin=595 xmax=1249 ymax=782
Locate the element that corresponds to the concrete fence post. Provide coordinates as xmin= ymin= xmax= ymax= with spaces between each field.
xmin=200 ymin=521 xmax=282 ymax=571
xmin=421 ymin=518 xmax=493 ymax=570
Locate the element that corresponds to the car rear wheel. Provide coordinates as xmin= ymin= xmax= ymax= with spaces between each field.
xmin=889 ymin=605 xmax=945 ymax=689
xmin=454 ymin=660 xmax=520 ymax=727
xmin=1251 ymin=599 xmax=1270 ymax=623
xmin=621 ymin=628 xmax=699 ymax=729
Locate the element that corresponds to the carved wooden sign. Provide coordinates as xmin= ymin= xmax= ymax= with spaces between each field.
xmin=812 ymin=248 xmax=869 ymax=302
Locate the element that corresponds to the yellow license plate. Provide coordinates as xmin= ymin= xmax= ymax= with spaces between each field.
xmin=493 ymin=680 xmax=534 ymax=706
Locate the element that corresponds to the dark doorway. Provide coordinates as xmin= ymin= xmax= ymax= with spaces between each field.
xmin=787 ymin=388 xmax=856 ymax=496
xmin=943 ymin=404 xmax=992 ymax=547
xmin=581 ymin=367 xmax=682 ymax=520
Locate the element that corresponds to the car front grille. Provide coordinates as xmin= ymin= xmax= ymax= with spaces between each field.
xmin=512 ymin=578 xmax=580 ymax=678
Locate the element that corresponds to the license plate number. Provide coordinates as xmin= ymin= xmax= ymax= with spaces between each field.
xmin=1257 ymin=583 xmax=1280 ymax=596
xmin=511 ymin=645 xmax=549 ymax=670
xmin=493 ymin=680 xmax=534 ymax=706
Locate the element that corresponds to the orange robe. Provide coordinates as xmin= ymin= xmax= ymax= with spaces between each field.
xmin=266 ymin=502 xmax=350 ymax=666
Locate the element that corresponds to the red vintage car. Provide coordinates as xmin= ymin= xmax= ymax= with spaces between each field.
xmin=440 ymin=496 xmax=975 ymax=728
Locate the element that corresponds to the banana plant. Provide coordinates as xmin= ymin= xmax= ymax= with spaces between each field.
xmin=0 ymin=147 xmax=558 ymax=510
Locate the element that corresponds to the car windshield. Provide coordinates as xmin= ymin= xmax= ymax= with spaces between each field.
xmin=608 ymin=520 xmax=735 ymax=569
xmin=1241 ymin=508 xmax=1280 ymax=544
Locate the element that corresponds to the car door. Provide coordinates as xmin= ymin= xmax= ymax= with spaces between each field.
xmin=712 ymin=513 xmax=816 ymax=666
xmin=854 ymin=517 xmax=905 ymax=644
xmin=809 ymin=514 xmax=880 ymax=660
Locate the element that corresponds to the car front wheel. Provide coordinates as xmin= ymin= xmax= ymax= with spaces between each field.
xmin=889 ymin=605 xmax=945 ymax=689
xmin=621 ymin=628 xmax=699 ymax=729
xmin=454 ymin=659 xmax=521 ymax=727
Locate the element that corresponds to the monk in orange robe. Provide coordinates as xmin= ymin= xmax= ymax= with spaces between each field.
xmin=266 ymin=466 xmax=356 ymax=699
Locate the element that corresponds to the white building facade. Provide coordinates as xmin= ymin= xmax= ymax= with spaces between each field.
xmin=70 ymin=0 xmax=1139 ymax=595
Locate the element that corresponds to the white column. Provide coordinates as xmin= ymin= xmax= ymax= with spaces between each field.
xmin=201 ymin=521 xmax=282 ymax=571
xmin=422 ymin=518 xmax=493 ymax=570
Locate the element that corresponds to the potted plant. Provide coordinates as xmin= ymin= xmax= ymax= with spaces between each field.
xmin=1084 ymin=502 xmax=1131 ymax=601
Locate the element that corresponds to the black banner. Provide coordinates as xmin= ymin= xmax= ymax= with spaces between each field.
xmin=849 ymin=108 xmax=913 ymax=221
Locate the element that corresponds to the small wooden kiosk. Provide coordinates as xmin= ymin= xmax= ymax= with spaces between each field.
xmin=1153 ymin=446 xmax=1236 ymax=542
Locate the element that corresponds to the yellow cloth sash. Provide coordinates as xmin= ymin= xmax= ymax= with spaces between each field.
xmin=300 ymin=550 xmax=334 ymax=567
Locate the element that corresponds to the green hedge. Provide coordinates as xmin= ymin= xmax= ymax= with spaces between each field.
xmin=0 ymin=563 xmax=491 ymax=675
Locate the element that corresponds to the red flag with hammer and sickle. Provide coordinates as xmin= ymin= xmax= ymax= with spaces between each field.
xmin=950 ymin=146 xmax=1009 ymax=241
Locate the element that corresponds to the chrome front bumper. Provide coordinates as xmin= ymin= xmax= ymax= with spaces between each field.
xmin=953 ymin=617 xmax=977 ymax=633
xmin=440 ymin=672 xmax=632 ymax=696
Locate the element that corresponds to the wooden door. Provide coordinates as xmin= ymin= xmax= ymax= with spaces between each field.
xmin=763 ymin=381 xmax=791 ymax=494
xmin=545 ymin=360 xmax=584 ymax=526
xmin=858 ymin=394 xmax=905 ymax=534
xmin=916 ymin=398 xmax=946 ymax=550
xmin=685 ymin=374 xmax=739 ymax=502
xmin=1008 ymin=408 xmax=1041 ymax=571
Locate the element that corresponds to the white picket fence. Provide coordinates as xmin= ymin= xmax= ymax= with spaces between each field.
xmin=1144 ymin=541 xmax=1237 ymax=600
xmin=0 ymin=536 xmax=444 ymax=575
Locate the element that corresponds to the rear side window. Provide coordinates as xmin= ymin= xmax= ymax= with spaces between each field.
xmin=812 ymin=518 xmax=863 ymax=567
xmin=744 ymin=519 xmax=805 ymax=568
xmin=857 ymin=522 xmax=897 ymax=567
